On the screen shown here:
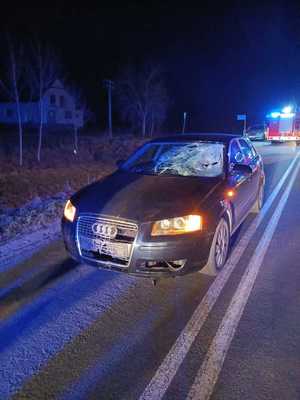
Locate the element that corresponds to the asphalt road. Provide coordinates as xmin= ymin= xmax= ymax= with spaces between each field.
xmin=0 ymin=142 xmax=300 ymax=400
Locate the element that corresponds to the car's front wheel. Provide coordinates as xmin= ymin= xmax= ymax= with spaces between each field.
xmin=201 ymin=217 xmax=230 ymax=276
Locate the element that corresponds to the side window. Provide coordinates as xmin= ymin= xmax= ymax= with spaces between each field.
xmin=50 ymin=94 xmax=56 ymax=105
xmin=238 ymin=139 xmax=255 ymax=164
xmin=249 ymin=141 xmax=258 ymax=158
xmin=229 ymin=140 xmax=244 ymax=164
xmin=60 ymin=96 xmax=65 ymax=107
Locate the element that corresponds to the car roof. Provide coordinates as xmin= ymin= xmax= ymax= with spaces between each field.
xmin=247 ymin=124 xmax=264 ymax=129
xmin=150 ymin=133 xmax=242 ymax=145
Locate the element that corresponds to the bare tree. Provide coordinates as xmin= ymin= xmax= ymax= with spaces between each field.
xmin=117 ymin=64 xmax=168 ymax=137
xmin=148 ymin=81 xmax=168 ymax=136
xmin=68 ymin=84 xmax=91 ymax=153
xmin=0 ymin=35 xmax=24 ymax=166
xmin=27 ymin=41 xmax=61 ymax=162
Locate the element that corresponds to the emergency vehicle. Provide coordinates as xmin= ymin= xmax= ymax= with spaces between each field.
xmin=266 ymin=106 xmax=300 ymax=143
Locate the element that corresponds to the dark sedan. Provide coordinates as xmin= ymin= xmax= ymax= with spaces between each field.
xmin=62 ymin=134 xmax=265 ymax=278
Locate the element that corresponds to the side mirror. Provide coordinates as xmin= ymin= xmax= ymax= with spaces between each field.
xmin=231 ymin=163 xmax=252 ymax=175
xmin=116 ymin=159 xmax=125 ymax=168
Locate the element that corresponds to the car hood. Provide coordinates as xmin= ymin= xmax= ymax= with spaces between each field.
xmin=72 ymin=170 xmax=223 ymax=222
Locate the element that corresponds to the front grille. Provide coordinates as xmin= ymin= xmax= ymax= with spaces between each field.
xmin=76 ymin=215 xmax=138 ymax=268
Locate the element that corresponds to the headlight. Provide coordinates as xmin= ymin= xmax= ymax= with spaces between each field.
xmin=151 ymin=215 xmax=202 ymax=236
xmin=64 ymin=200 xmax=76 ymax=222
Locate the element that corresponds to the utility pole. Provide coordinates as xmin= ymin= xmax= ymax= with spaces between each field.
xmin=182 ymin=111 xmax=187 ymax=134
xmin=237 ymin=114 xmax=247 ymax=136
xmin=243 ymin=115 xmax=247 ymax=135
xmin=103 ymin=79 xmax=114 ymax=138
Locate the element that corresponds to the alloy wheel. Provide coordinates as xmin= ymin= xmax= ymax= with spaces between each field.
xmin=215 ymin=222 xmax=229 ymax=269
xmin=258 ymin=185 xmax=264 ymax=209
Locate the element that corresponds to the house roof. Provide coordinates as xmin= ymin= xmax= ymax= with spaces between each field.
xmin=49 ymin=79 xmax=64 ymax=89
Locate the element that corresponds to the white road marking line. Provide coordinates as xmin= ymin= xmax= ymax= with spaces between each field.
xmin=187 ymin=157 xmax=300 ymax=400
xmin=139 ymin=151 xmax=300 ymax=400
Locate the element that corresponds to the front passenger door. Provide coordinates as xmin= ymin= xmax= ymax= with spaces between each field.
xmin=238 ymin=138 xmax=260 ymax=207
xmin=228 ymin=139 xmax=252 ymax=226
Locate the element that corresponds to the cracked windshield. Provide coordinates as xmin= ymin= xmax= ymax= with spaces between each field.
xmin=123 ymin=142 xmax=224 ymax=177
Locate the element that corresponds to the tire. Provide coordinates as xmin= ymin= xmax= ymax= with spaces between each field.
xmin=251 ymin=184 xmax=264 ymax=214
xmin=201 ymin=217 xmax=230 ymax=276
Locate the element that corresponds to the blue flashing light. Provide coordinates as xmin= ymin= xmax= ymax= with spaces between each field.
xmin=282 ymin=105 xmax=293 ymax=114
xmin=268 ymin=111 xmax=295 ymax=119
xmin=270 ymin=112 xmax=280 ymax=118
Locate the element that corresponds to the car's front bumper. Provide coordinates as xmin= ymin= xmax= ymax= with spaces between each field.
xmin=62 ymin=217 xmax=213 ymax=278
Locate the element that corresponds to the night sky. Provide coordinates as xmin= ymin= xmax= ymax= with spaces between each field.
xmin=2 ymin=1 xmax=300 ymax=132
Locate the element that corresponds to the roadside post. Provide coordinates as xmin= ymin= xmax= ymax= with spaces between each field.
xmin=237 ymin=114 xmax=247 ymax=135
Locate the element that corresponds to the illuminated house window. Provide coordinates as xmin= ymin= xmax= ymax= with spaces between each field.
xmin=50 ymin=94 xmax=56 ymax=105
xmin=65 ymin=111 xmax=72 ymax=119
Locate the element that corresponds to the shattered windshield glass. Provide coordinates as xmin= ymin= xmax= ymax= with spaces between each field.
xmin=123 ymin=142 xmax=224 ymax=177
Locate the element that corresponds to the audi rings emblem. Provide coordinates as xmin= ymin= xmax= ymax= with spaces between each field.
xmin=92 ymin=222 xmax=118 ymax=239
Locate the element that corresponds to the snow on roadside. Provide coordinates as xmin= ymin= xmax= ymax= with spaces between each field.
xmin=0 ymin=191 xmax=72 ymax=270
xmin=0 ymin=219 xmax=61 ymax=272
xmin=0 ymin=265 xmax=137 ymax=399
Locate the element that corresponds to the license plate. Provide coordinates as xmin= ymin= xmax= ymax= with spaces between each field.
xmin=80 ymin=237 xmax=131 ymax=260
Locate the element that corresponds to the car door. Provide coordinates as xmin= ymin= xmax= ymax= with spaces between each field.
xmin=227 ymin=139 xmax=253 ymax=227
xmin=238 ymin=138 xmax=260 ymax=208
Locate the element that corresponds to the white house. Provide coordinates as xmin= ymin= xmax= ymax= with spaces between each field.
xmin=0 ymin=80 xmax=84 ymax=128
